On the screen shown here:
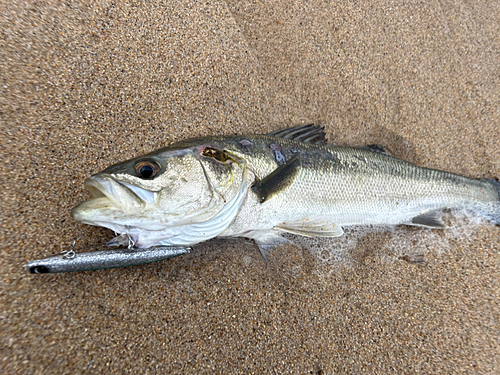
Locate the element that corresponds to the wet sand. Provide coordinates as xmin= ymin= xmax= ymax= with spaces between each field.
xmin=1 ymin=1 xmax=499 ymax=373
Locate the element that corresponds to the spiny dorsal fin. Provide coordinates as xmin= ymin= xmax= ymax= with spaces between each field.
xmin=251 ymin=153 xmax=300 ymax=203
xmin=267 ymin=124 xmax=326 ymax=145
xmin=410 ymin=210 xmax=446 ymax=228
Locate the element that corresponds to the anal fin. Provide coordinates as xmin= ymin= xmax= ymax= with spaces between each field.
xmin=275 ymin=220 xmax=344 ymax=238
xmin=410 ymin=210 xmax=446 ymax=228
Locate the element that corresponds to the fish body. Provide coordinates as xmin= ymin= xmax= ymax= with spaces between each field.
xmin=71 ymin=125 xmax=500 ymax=256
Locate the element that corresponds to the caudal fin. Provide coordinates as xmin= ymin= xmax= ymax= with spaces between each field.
xmin=483 ymin=178 xmax=500 ymax=225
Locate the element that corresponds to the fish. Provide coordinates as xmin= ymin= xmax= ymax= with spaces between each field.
xmin=71 ymin=124 xmax=500 ymax=258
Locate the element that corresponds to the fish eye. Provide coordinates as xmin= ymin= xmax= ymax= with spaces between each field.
xmin=135 ymin=160 xmax=161 ymax=179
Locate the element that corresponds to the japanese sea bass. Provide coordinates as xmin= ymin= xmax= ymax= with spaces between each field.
xmin=71 ymin=125 xmax=500 ymax=257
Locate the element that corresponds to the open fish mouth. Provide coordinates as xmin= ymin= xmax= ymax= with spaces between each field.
xmin=74 ymin=174 xmax=153 ymax=216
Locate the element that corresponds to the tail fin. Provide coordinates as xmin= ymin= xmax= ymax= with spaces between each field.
xmin=483 ymin=178 xmax=500 ymax=225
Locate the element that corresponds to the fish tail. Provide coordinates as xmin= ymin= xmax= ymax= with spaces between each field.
xmin=481 ymin=178 xmax=500 ymax=225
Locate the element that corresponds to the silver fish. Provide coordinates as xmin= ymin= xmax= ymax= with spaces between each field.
xmin=71 ymin=124 xmax=500 ymax=258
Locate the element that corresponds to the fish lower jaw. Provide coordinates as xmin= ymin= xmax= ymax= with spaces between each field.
xmin=72 ymin=197 xmax=159 ymax=224
xmin=71 ymin=197 xmax=121 ymax=223
xmin=71 ymin=198 xmax=149 ymax=226
xmin=71 ymin=201 xmax=163 ymax=236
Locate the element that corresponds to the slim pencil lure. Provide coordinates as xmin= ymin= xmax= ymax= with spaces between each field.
xmin=26 ymin=246 xmax=189 ymax=274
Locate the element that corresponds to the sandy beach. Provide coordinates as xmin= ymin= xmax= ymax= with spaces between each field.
xmin=1 ymin=1 xmax=499 ymax=373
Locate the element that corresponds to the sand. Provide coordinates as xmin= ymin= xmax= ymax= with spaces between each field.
xmin=1 ymin=0 xmax=499 ymax=373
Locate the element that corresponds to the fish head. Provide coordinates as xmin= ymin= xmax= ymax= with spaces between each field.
xmin=71 ymin=143 xmax=248 ymax=247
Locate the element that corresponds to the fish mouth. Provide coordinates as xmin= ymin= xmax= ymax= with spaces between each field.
xmin=72 ymin=174 xmax=154 ymax=221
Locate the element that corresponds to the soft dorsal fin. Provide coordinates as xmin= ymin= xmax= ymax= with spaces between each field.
xmin=267 ymin=124 xmax=326 ymax=145
xmin=251 ymin=153 xmax=300 ymax=203
xmin=361 ymin=144 xmax=389 ymax=155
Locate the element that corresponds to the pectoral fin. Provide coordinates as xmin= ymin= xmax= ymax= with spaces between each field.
xmin=251 ymin=153 xmax=300 ymax=203
xmin=106 ymin=234 xmax=131 ymax=247
xmin=410 ymin=211 xmax=446 ymax=228
xmin=275 ymin=220 xmax=344 ymax=237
